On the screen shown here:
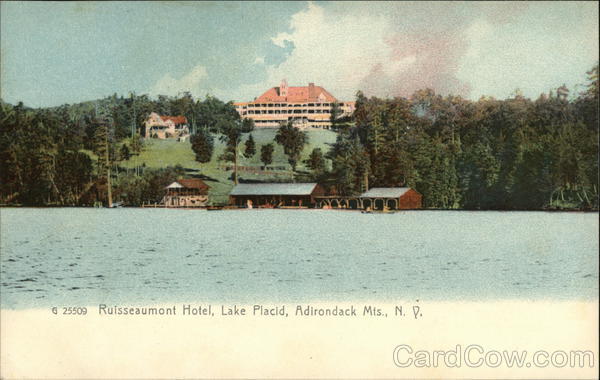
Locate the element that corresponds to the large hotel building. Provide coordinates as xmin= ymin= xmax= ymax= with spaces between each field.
xmin=234 ymin=80 xmax=355 ymax=129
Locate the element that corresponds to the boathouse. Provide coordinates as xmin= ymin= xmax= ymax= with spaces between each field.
xmin=359 ymin=187 xmax=422 ymax=210
xmin=229 ymin=183 xmax=325 ymax=208
xmin=163 ymin=178 xmax=210 ymax=207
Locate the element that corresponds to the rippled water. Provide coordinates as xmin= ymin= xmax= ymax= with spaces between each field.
xmin=0 ymin=208 xmax=597 ymax=308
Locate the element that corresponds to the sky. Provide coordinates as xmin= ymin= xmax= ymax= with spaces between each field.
xmin=1 ymin=1 xmax=598 ymax=108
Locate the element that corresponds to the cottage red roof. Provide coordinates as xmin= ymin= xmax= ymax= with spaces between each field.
xmin=160 ymin=115 xmax=188 ymax=125
xmin=178 ymin=178 xmax=210 ymax=190
xmin=254 ymin=83 xmax=337 ymax=103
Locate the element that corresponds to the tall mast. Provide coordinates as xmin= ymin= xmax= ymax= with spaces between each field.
xmin=131 ymin=92 xmax=136 ymax=138
xmin=97 ymin=100 xmax=113 ymax=207
xmin=105 ymin=121 xmax=113 ymax=208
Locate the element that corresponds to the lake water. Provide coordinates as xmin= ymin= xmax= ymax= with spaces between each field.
xmin=0 ymin=208 xmax=598 ymax=308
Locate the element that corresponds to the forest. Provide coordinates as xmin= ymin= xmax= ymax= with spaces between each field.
xmin=0 ymin=65 xmax=597 ymax=210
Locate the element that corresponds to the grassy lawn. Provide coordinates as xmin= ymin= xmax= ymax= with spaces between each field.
xmin=120 ymin=128 xmax=337 ymax=204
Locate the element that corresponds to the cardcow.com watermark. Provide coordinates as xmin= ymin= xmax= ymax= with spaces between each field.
xmin=393 ymin=345 xmax=595 ymax=369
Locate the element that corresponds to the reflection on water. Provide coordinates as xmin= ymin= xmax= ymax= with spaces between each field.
xmin=0 ymin=208 xmax=598 ymax=308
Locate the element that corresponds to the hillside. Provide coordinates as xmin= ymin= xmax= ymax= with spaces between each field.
xmin=120 ymin=128 xmax=337 ymax=204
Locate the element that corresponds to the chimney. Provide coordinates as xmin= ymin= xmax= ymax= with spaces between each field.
xmin=280 ymin=79 xmax=288 ymax=98
xmin=308 ymin=82 xmax=315 ymax=99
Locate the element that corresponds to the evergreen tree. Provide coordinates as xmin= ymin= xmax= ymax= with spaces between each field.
xmin=304 ymin=147 xmax=326 ymax=174
xmin=244 ymin=134 xmax=256 ymax=159
xmin=190 ymin=128 xmax=214 ymax=164
xmin=219 ymin=117 xmax=254 ymax=184
xmin=260 ymin=143 xmax=274 ymax=167
xmin=330 ymin=102 xmax=343 ymax=130
xmin=1 ymin=65 xmax=598 ymax=209
xmin=326 ymin=133 xmax=370 ymax=195
xmin=274 ymin=122 xmax=308 ymax=172
xmin=119 ymin=143 xmax=131 ymax=161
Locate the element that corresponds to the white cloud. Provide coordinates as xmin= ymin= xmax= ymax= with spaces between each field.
xmin=160 ymin=2 xmax=598 ymax=103
xmin=232 ymin=1 xmax=598 ymax=101
xmin=457 ymin=3 xmax=600 ymax=100
xmin=463 ymin=20 xmax=493 ymax=61
xmin=150 ymin=64 xmax=208 ymax=97
xmin=233 ymin=2 xmax=398 ymax=101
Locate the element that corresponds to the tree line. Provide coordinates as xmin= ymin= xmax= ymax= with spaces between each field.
xmin=0 ymin=92 xmax=244 ymax=205
xmin=227 ymin=65 xmax=598 ymax=210
xmin=1 ymin=65 xmax=597 ymax=209
xmin=316 ymin=66 xmax=598 ymax=210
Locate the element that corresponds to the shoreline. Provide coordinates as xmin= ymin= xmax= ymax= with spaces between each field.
xmin=1 ymin=205 xmax=598 ymax=212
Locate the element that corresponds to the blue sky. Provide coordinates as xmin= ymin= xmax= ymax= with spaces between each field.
xmin=1 ymin=1 xmax=598 ymax=107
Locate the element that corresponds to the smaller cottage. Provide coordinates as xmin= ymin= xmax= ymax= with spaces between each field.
xmin=163 ymin=178 xmax=210 ymax=207
xmin=145 ymin=112 xmax=189 ymax=139
xmin=229 ymin=183 xmax=325 ymax=208
xmin=359 ymin=187 xmax=422 ymax=210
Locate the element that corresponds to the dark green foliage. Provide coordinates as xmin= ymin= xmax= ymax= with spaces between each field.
xmin=129 ymin=135 xmax=143 ymax=155
xmin=92 ymin=118 xmax=112 ymax=180
xmin=274 ymin=122 xmax=308 ymax=171
xmin=0 ymin=92 xmax=253 ymax=204
xmin=244 ymin=134 xmax=256 ymax=159
xmin=330 ymin=102 xmax=344 ymax=130
xmin=0 ymin=65 xmax=597 ymax=209
xmin=119 ymin=143 xmax=131 ymax=161
xmin=190 ymin=128 xmax=214 ymax=163
xmin=194 ymin=96 xmax=241 ymax=134
xmin=260 ymin=143 xmax=274 ymax=167
xmin=219 ymin=118 xmax=254 ymax=162
xmin=320 ymin=65 xmax=599 ymax=209
xmin=0 ymin=101 xmax=95 ymax=205
xmin=304 ymin=148 xmax=326 ymax=174
xmin=326 ymin=132 xmax=370 ymax=195
xmin=113 ymin=166 xmax=185 ymax=206
xmin=217 ymin=114 xmax=254 ymax=184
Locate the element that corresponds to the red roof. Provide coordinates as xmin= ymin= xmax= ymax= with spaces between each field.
xmin=178 ymin=178 xmax=210 ymax=190
xmin=160 ymin=115 xmax=188 ymax=125
xmin=254 ymin=84 xmax=337 ymax=103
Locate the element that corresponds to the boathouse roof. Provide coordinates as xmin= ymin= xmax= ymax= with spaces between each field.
xmin=230 ymin=183 xmax=319 ymax=196
xmin=165 ymin=182 xmax=184 ymax=189
xmin=359 ymin=187 xmax=412 ymax=198
xmin=165 ymin=179 xmax=210 ymax=190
